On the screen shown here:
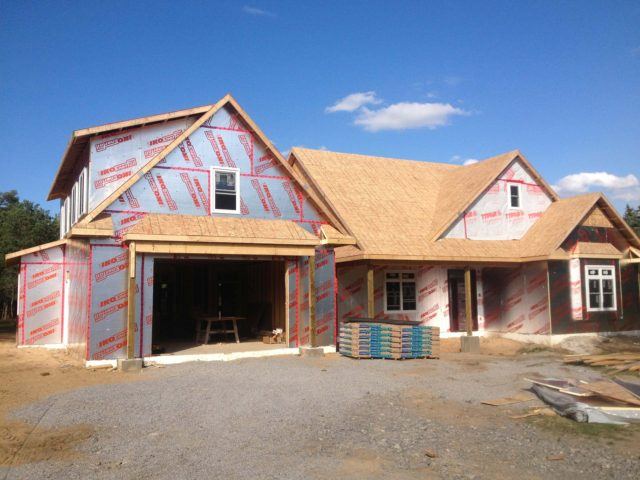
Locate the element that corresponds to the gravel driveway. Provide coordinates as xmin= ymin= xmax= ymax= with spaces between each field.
xmin=4 ymin=351 xmax=640 ymax=480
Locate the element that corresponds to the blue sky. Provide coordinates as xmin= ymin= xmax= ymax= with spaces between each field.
xmin=1 ymin=0 xmax=638 ymax=214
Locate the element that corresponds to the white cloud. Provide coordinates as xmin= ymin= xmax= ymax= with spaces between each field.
xmin=450 ymin=155 xmax=478 ymax=165
xmin=553 ymin=172 xmax=639 ymax=194
xmin=325 ymin=91 xmax=382 ymax=113
xmin=242 ymin=5 xmax=276 ymax=17
xmin=354 ymin=102 xmax=469 ymax=132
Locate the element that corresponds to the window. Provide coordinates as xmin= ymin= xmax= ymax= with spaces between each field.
xmin=71 ymin=182 xmax=78 ymax=225
xmin=59 ymin=201 xmax=66 ymax=239
xmin=385 ymin=272 xmax=416 ymax=312
xmin=585 ymin=265 xmax=617 ymax=312
xmin=63 ymin=197 xmax=70 ymax=236
xmin=78 ymin=167 xmax=88 ymax=216
xmin=211 ymin=167 xmax=240 ymax=214
xmin=509 ymin=184 xmax=521 ymax=208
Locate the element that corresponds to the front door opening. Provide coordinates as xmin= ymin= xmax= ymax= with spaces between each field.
xmin=447 ymin=269 xmax=478 ymax=332
xmin=152 ymin=259 xmax=286 ymax=354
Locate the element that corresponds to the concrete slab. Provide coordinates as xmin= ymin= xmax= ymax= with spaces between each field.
xmin=117 ymin=358 xmax=143 ymax=373
xmin=299 ymin=346 xmax=325 ymax=357
xmin=460 ymin=335 xmax=480 ymax=353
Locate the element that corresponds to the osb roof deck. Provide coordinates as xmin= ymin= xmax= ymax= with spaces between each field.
xmin=291 ymin=148 xmax=459 ymax=254
xmin=292 ymin=148 xmax=639 ymax=263
xmin=123 ymin=214 xmax=320 ymax=246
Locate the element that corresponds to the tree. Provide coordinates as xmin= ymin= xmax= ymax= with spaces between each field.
xmin=623 ymin=204 xmax=640 ymax=236
xmin=0 ymin=191 xmax=59 ymax=321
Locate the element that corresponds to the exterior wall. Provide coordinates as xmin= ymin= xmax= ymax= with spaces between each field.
xmin=89 ymin=118 xmax=191 ymax=212
xmin=102 ymin=106 xmax=327 ymax=239
xmin=77 ymin=105 xmax=335 ymax=359
xmin=65 ymin=239 xmax=90 ymax=358
xmin=445 ymin=160 xmax=552 ymax=240
xmin=482 ymin=262 xmax=550 ymax=334
xmin=336 ymin=264 xmax=485 ymax=334
xmin=17 ymin=245 xmax=65 ymax=346
xmin=548 ymin=259 xmax=640 ymax=334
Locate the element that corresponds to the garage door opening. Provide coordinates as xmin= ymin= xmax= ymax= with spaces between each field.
xmin=152 ymin=259 xmax=287 ymax=355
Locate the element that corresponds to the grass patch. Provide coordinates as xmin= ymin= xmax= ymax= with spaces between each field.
xmin=527 ymin=415 xmax=638 ymax=441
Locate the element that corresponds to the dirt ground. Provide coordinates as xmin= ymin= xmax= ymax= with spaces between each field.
xmin=0 ymin=331 xmax=136 ymax=468
xmin=1 ymin=331 xmax=640 ymax=479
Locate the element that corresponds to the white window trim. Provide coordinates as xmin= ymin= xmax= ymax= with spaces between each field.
xmin=508 ymin=183 xmax=522 ymax=209
xmin=585 ymin=264 xmax=617 ymax=312
xmin=210 ymin=166 xmax=241 ymax=215
xmin=383 ymin=270 xmax=417 ymax=313
xmin=59 ymin=201 xmax=66 ymax=239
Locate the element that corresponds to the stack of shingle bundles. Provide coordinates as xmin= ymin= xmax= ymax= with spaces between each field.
xmin=338 ymin=320 xmax=439 ymax=359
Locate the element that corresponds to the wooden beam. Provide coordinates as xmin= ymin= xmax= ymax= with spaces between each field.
xmin=285 ymin=262 xmax=290 ymax=347
xmin=366 ymin=265 xmax=374 ymax=318
xmin=308 ymin=258 xmax=316 ymax=347
xmin=133 ymin=242 xmax=316 ymax=258
xmin=464 ymin=267 xmax=473 ymax=336
xmin=73 ymin=104 xmax=213 ymax=137
xmin=126 ymin=242 xmax=137 ymax=359
xmin=124 ymin=233 xmax=319 ymax=246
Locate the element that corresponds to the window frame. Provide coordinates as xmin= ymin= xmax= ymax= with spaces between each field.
xmin=210 ymin=166 xmax=241 ymax=215
xmin=585 ymin=265 xmax=617 ymax=312
xmin=508 ymin=183 xmax=522 ymax=209
xmin=384 ymin=270 xmax=417 ymax=313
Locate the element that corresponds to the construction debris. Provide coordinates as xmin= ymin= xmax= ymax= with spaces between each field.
xmin=338 ymin=319 xmax=439 ymax=360
xmin=526 ymin=376 xmax=640 ymax=424
xmin=563 ymin=353 xmax=640 ymax=373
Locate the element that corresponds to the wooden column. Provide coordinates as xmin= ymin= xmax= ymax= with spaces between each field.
xmin=366 ymin=265 xmax=374 ymax=319
xmin=284 ymin=262 xmax=290 ymax=347
xmin=308 ymin=257 xmax=316 ymax=347
xmin=126 ymin=242 xmax=137 ymax=359
xmin=464 ymin=267 xmax=473 ymax=336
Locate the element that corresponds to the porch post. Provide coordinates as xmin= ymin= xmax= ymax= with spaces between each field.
xmin=308 ymin=257 xmax=316 ymax=347
xmin=126 ymin=241 xmax=137 ymax=359
xmin=366 ymin=265 xmax=374 ymax=319
xmin=460 ymin=266 xmax=480 ymax=352
xmin=464 ymin=266 xmax=473 ymax=336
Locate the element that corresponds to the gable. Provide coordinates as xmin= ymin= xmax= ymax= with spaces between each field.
xmin=102 ymin=105 xmax=329 ymax=241
xmin=580 ymin=206 xmax=614 ymax=228
xmin=444 ymin=159 xmax=553 ymax=240
xmin=88 ymin=117 xmax=193 ymax=211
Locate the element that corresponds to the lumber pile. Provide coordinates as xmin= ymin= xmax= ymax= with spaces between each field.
xmin=563 ymin=353 xmax=640 ymax=373
xmin=338 ymin=321 xmax=439 ymax=359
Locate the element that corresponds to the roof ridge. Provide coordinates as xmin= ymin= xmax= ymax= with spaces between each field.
xmin=292 ymin=147 xmax=459 ymax=169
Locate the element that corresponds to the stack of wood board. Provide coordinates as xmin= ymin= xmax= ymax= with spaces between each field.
xmin=563 ymin=353 xmax=640 ymax=373
xmin=338 ymin=321 xmax=439 ymax=359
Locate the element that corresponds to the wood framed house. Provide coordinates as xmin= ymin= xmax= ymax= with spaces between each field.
xmin=5 ymin=95 xmax=640 ymax=364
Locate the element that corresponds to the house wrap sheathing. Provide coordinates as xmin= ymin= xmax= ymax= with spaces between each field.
xmin=6 ymin=94 xmax=640 ymax=363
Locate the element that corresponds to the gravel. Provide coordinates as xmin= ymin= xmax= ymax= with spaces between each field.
xmin=4 ymin=352 xmax=640 ymax=479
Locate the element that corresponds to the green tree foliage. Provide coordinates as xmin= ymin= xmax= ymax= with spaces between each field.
xmin=623 ymin=204 xmax=640 ymax=236
xmin=0 ymin=191 xmax=59 ymax=320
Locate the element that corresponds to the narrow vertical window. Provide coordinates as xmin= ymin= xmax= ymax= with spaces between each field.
xmin=509 ymin=184 xmax=521 ymax=208
xmin=211 ymin=167 xmax=240 ymax=214
xmin=385 ymin=272 xmax=416 ymax=312
xmin=585 ymin=266 xmax=617 ymax=312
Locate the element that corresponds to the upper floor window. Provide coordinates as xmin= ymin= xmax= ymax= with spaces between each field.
xmin=509 ymin=184 xmax=521 ymax=208
xmin=385 ymin=272 xmax=416 ymax=312
xmin=211 ymin=167 xmax=240 ymax=214
xmin=585 ymin=266 xmax=617 ymax=312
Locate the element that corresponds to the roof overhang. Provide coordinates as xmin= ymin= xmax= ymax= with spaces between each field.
xmin=4 ymin=239 xmax=67 ymax=266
